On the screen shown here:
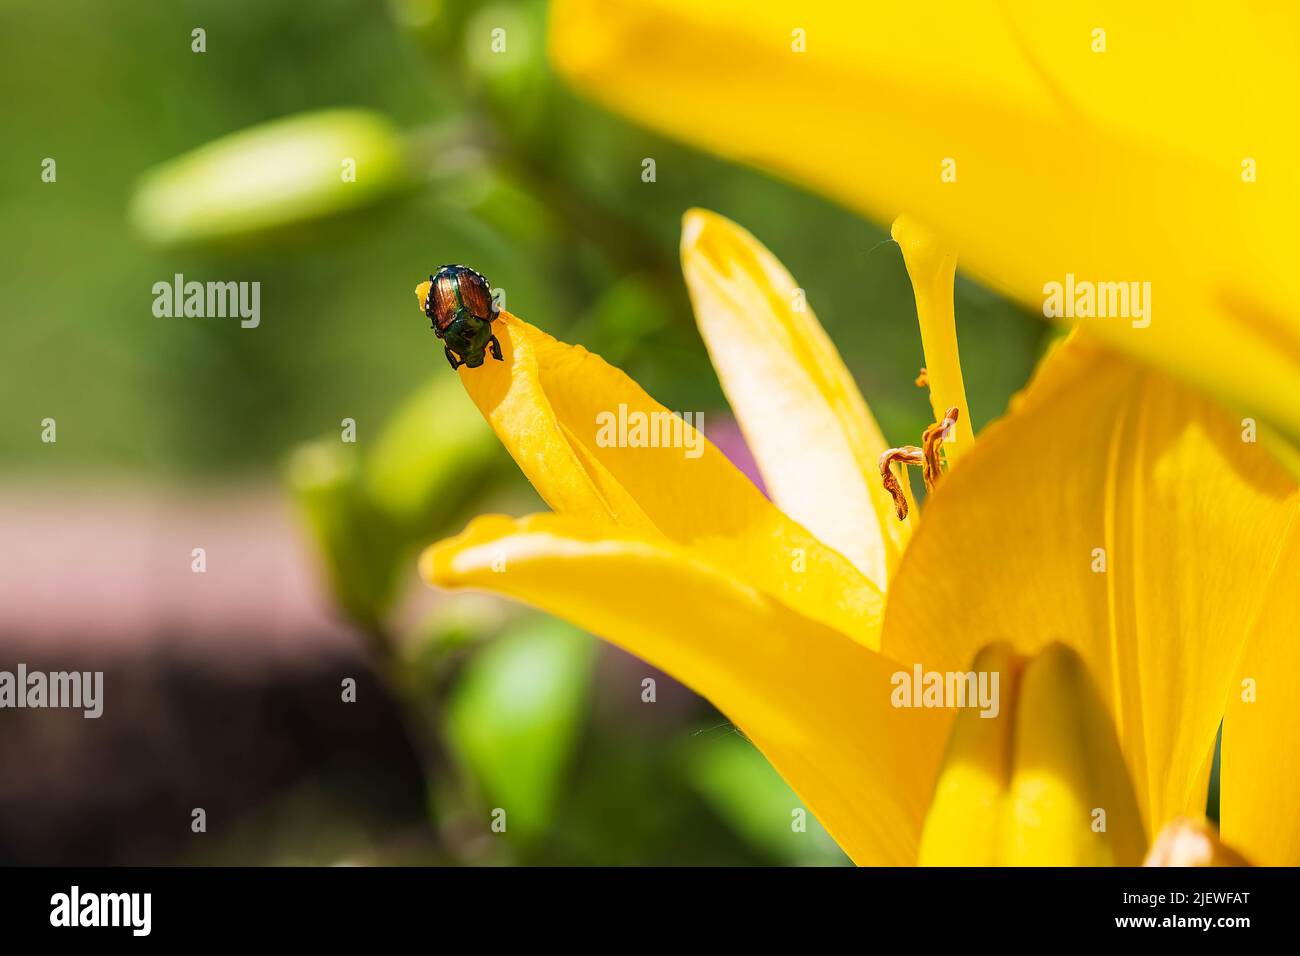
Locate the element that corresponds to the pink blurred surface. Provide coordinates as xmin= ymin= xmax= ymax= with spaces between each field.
xmin=0 ymin=485 xmax=355 ymax=654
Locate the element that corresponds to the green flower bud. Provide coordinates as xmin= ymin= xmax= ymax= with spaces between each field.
xmin=130 ymin=109 xmax=412 ymax=246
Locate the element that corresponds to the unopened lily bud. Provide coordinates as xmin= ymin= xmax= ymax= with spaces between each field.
xmin=130 ymin=109 xmax=411 ymax=246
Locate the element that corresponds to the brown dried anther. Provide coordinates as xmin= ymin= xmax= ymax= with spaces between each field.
xmin=879 ymin=446 xmax=924 ymax=520
xmin=878 ymin=407 xmax=960 ymax=521
xmin=921 ymin=407 xmax=960 ymax=491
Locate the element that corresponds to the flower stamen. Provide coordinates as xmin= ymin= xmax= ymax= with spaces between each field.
xmin=879 ymin=407 xmax=960 ymax=520
xmin=921 ymin=407 xmax=960 ymax=491
xmin=879 ymin=446 xmax=923 ymax=520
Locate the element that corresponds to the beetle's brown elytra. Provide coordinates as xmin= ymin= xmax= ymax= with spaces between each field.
xmin=414 ymin=264 xmax=503 ymax=371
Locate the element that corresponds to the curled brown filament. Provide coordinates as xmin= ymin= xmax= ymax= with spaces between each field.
xmin=879 ymin=446 xmax=924 ymax=520
xmin=921 ymin=407 xmax=960 ymax=491
xmin=878 ymin=407 xmax=960 ymax=521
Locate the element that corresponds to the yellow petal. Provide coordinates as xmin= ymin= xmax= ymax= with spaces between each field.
xmin=883 ymin=333 xmax=1300 ymax=839
xmin=921 ymin=643 xmax=1146 ymax=865
xmin=549 ymin=0 xmax=1300 ymax=444
xmin=1222 ymin=527 xmax=1300 ymax=865
xmin=451 ymin=310 xmax=885 ymax=647
xmin=681 ymin=208 xmax=907 ymax=588
xmin=422 ymin=513 xmax=948 ymax=864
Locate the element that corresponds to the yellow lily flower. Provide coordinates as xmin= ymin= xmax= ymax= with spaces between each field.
xmin=420 ymin=210 xmax=1298 ymax=865
xmin=547 ymin=0 xmax=1300 ymax=449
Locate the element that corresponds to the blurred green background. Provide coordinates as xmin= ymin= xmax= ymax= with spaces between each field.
xmin=0 ymin=0 xmax=1046 ymax=865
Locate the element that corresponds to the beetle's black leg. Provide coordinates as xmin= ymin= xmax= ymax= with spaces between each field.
xmin=444 ymin=346 xmax=462 ymax=371
xmin=488 ymin=334 xmax=503 ymax=362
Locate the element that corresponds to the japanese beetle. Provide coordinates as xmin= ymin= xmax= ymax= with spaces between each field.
xmin=416 ymin=264 xmax=502 ymax=370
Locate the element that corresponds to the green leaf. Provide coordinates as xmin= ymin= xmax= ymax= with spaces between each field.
xmin=682 ymin=732 xmax=850 ymax=866
xmin=446 ymin=619 xmax=594 ymax=844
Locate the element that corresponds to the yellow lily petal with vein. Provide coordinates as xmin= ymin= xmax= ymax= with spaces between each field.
xmin=681 ymin=208 xmax=908 ymax=588
xmin=883 ymin=333 xmax=1300 ymax=838
xmin=422 ymin=512 xmax=948 ymax=864
xmin=453 ymin=310 xmax=884 ymax=647
xmin=920 ymin=643 xmax=1146 ymax=865
xmin=549 ymin=0 xmax=1300 ymax=444
xmin=1223 ymin=530 xmax=1300 ymax=865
